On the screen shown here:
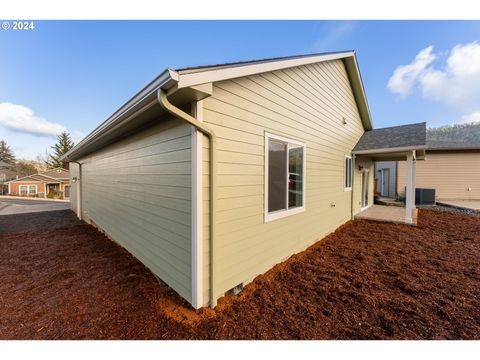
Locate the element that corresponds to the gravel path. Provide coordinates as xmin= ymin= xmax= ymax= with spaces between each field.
xmin=1 ymin=209 xmax=479 ymax=339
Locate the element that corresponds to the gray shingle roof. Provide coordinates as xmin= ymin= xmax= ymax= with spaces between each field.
xmin=353 ymin=122 xmax=426 ymax=152
xmin=426 ymin=139 xmax=480 ymax=150
xmin=175 ymin=50 xmax=353 ymax=73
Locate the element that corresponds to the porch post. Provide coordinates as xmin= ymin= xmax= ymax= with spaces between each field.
xmin=405 ymin=151 xmax=416 ymax=224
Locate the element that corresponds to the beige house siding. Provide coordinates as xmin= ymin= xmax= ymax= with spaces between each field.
xmin=201 ymin=59 xmax=371 ymax=305
xmin=397 ymin=151 xmax=480 ymax=200
xmin=70 ymin=117 xmax=194 ymax=303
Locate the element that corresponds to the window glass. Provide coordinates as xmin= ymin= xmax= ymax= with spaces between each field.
xmin=288 ymin=145 xmax=303 ymax=208
xmin=20 ymin=185 xmax=28 ymax=195
xmin=268 ymin=140 xmax=287 ymax=212
xmin=29 ymin=185 xmax=36 ymax=194
xmin=345 ymin=157 xmax=352 ymax=189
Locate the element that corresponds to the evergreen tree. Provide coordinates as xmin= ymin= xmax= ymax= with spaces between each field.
xmin=46 ymin=132 xmax=74 ymax=169
xmin=0 ymin=140 xmax=16 ymax=164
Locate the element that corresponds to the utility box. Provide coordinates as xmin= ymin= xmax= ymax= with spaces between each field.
xmin=415 ymin=188 xmax=436 ymax=205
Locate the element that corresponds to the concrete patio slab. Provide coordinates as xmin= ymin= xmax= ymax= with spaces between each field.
xmin=355 ymin=204 xmax=417 ymax=225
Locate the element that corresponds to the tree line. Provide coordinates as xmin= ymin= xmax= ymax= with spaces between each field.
xmin=0 ymin=132 xmax=74 ymax=177
xmin=427 ymin=122 xmax=480 ymax=143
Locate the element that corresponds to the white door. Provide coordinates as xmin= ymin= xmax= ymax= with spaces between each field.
xmin=380 ymin=168 xmax=390 ymax=197
xmin=361 ymin=171 xmax=370 ymax=209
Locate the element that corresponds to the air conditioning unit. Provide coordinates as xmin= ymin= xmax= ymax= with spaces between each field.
xmin=415 ymin=188 xmax=436 ymax=205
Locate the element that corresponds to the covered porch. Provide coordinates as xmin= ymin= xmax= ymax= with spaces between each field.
xmin=352 ymin=122 xmax=427 ymax=225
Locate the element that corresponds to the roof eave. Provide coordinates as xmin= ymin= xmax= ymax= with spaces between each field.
xmin=61 ymin=68 xmax=179 ymax=162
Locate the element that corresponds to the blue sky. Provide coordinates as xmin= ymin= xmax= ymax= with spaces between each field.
xmin=1 ymin=20 xmax=479 ymax=159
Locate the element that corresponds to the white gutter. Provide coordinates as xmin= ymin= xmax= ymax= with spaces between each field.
xmin=353 ymin=145 xmax=427 ymax=155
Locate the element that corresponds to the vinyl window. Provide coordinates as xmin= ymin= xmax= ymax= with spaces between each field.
xmin=265 ymin=133 xmax=306 ymax=222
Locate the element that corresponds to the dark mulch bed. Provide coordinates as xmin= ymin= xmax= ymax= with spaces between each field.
xmin=1 ymin=209 xmax=480 ymax=339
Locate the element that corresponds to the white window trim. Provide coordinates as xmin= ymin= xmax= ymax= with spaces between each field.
xmin=264 ymin=132 xmax=306 ymax=223
xmin=344 ymin=155 xmax=352 ymax=192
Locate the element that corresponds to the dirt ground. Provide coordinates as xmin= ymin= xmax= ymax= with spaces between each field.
xmin=1 ymin=209 xmax=479 ymax=339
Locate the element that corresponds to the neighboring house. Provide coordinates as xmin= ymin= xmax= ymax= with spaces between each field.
xmin=6 ymin=168 xmax=70 ymax=199
xmin=61 ymin=51 xmax=426 ymax=309
xmin=397 ymin=140 xmax=480 ymax=201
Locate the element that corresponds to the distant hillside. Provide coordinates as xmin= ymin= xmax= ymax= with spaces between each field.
xmin=427 ymin=122 xmax=480 ymax=143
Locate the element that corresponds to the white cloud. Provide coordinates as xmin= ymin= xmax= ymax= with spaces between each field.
xmin=455 ymin=111 xmax=480 ymax=124
xmin=0 ymin=102 xmax=66 ymax=138
xmin=387 ymin=46 xmax=436 ymax=97
xmin=388 ymin=42 xmax=480 ymax=113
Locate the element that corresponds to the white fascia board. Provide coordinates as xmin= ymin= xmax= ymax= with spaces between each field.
xmin=176 ymin=52 xmax=354 ymax=89
xmin=353 ymin=145 xmax=428 ymax=155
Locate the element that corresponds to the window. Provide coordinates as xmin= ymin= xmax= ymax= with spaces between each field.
xmin=29 ymin=185 xmax=36 ymax=195
xmin=19 ymin=185 xmax=28 ymax=195
xmin=265 ymin=133 xmax=306 ymax=222
xmin=344 ymin=155 xmax=353 ymax=191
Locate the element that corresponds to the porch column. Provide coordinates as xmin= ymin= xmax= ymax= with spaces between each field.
xmin=405 ymin=151 xmax=416 ymax=224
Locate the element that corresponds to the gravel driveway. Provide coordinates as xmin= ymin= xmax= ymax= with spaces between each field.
xmin=0 ymin=197 xmax=70 ymax=216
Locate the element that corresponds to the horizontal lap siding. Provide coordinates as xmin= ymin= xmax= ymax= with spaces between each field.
xmin=203 ymin=59 xmax=366 ymax=302
xmin=397 ymin=152 xmax=480 ymax=200
xmin=77 ymin=118 xmax=193 ymax=303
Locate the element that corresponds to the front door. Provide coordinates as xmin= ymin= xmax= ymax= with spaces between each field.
xmin=380 ymin=168 xmax=390 ymax=197
xmin=361 ymin=171 xmax=370 ymax=209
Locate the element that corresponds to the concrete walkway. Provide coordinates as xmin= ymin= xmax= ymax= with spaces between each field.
xmin=437 ymin=200 xmax=480 ymax=212
xmin=0 ymin=197 xmax=70 ymax=215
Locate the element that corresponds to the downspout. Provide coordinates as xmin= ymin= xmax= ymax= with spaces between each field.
xmin=350 ymin=154 xmax=356 ymax=220
xmin=70 ymin=160 xmax=83 ymax=220
xmin=157 ymin=89 xmax=218 ymax=308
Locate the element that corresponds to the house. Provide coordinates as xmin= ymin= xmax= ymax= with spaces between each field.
xmin=6 ymin=168 xmax=71 ymax=199
xmin=396 ymin=140 xmax=480 ymax=201
xmin=61 ymin=51 xmax=426 ymax=309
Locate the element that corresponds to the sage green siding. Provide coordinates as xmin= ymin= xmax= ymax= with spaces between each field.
xmin=201 ymin=59 xmax=372 ymax=305
xmin=70 ymin=117 xmax=193 ymax=302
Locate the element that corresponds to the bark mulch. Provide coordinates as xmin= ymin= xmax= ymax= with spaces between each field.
xmin=1 ymin=209 xmax=479 ymax=339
